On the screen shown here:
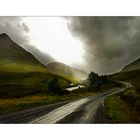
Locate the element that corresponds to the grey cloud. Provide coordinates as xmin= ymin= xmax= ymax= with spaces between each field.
xmin=0 ymin=17 xmax=28 ymax=45
xmin=0 ymin=16 xmax=54 ymax=66
xmin=1 ymin=16 xmax=140 ymax=74
xmin=67 ymin=17 xmax=140 ymax=74
xmin=18 ymin=22 xmax=30 ymax=33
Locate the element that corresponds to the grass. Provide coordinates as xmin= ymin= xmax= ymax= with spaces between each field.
xmin=0 ymin=60 xmax=85 ymax=114
xmin=0 ymin=71 xmax=71 ymax=98
xmin=104 ymin=69 xmax=140 ymax=123
xmin=100 ymin=82 xmax=122 ymax=91
xmin=0 ymin=82 xmax=121 ymax=115
xmin=105 ymin=95 xmax=133 ymax=123
xmin=0 ymin=88 xmax=97 ymax=114
xmin=0 ymin=60 xmax=73 ymax=98
xmin=0 ymin=61 xmax=47 ymax=73
xmin=0 ymin=59 xmax=122 ymax=115
xmin=0 ymin=60 xmax=75 ymax=86
xmin=0 ymin=70 xmax=71 ymax=114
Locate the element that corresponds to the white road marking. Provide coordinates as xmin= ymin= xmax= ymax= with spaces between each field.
xmin=30 ymin=98 xmax=89 ymax=124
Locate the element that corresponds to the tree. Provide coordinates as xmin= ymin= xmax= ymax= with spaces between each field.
xmin=48 ymin=77 xmax=61 ymax=94
xmin=88 ymin=72 xmax=99 ymax=83
xmin=87 ymin=72 xmax=99 ymax=91
xmin=87 ymin=71 xmax=109 ymax=91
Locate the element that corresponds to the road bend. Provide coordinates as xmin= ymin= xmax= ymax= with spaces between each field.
xmin=30 ymin=87 xmax=125 ymax=124
xmin=0 ymin=82 xmax=131 ymax=124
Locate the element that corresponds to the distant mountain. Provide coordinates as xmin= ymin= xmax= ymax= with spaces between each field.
xmin=0 ymin=33 xmax=71 ymax=98
xmin=23 ymin=43 xmax=55 ymax=67
xmin=0 ymin=33 xmax=47 ymax=72
xmin=47 ymin=62 xmax=87 ymax=80
xmin=122 ymin=57 xmax=140 ymax=72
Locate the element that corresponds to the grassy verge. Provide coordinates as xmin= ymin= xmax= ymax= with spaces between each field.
xmin=0 ymin=82 xmax=120 ymax=115
xmin=0 ymin=88 xmax=97 ymax=115
xmin=104 ymin=69 xmax=140 ymax=123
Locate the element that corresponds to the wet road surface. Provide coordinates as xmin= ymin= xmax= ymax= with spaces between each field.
xmin=0 ymin=82 xmax=131 ymax=124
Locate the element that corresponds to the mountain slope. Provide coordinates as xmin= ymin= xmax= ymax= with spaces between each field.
xmin=105 ymin=69 xmax=140 ymax=123
xmin=122 ymin=57 xmax=140 ymax=72
xmin=0 ymin=33 xmax=70 ymax=87
xmin=47 ymin=62 xmax=87 ymax=80
xmin=0 ymin=33 xmax=47 ymax=73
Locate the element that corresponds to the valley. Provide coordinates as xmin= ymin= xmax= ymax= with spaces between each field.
xmin=0 ymin=33 xmax=140 ymax=123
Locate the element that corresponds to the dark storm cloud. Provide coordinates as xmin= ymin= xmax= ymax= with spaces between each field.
xmin=67 ymin=17 xmax=140 ymax=74
xmin=0 ymin=16 xmax=54 ymax=65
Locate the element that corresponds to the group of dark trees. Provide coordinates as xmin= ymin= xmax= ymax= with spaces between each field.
xmin=87 ymin=71 xmax=108 ymax=91
xmin=47 ymin=77 xmax=69 ymax=95
xmin=48 ymin=77 xmax=61 ymax=94
xmin=47 ymin=71 xmax=109 ymax=95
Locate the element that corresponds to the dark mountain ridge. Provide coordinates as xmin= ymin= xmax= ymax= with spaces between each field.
xmin=0 ymin=33 xmax=45 ymax=67
xmin=122 ymin=57 xmax=140 ymax=72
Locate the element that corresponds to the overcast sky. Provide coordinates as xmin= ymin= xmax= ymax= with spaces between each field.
xmin=0 ymin=16 xmax=55 ymax=65
xmin=0 ymin=17 xmax=140 ymax=74
xmin=67 ymin=17 xmax=140 ymax=74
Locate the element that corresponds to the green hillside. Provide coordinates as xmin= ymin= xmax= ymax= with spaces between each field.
xmin=122 ymin=57 xmax=140 ymax=72
xmin=104 ymin=69 xmax=140 ymax=123
xmin=0 ymin=33 xmax=71 ymax=98
xmin=47 ymin=62 xmax=87 ymax=81
xmin=0 ymin=33 xmax=45 ymax=66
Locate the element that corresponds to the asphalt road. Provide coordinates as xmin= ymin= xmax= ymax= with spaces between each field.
xmin=0 ymin=82 xmax=131 ymax=124
xmin=31 ymin=88 xmax=125 ymax=124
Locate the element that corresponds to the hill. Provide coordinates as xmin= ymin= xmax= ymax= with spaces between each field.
xmin=122 ymin=57 xmax=140 ymax=72
xmin=0 ymin=33 xmax=70 ymax=97
xmin=104 ymin=69 xmax=140 ymax=123
xmin=0 ymin=33 xmax=48 ymax=73
xmin=47 ymin=62 xmax=88 ymax=81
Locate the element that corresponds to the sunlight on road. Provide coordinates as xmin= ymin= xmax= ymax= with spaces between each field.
xmin=30 ymin=98 xmax=89 ymax=124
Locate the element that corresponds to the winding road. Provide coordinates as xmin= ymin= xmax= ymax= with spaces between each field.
xmin=0 ymin=82 xmax=131 ymax=124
